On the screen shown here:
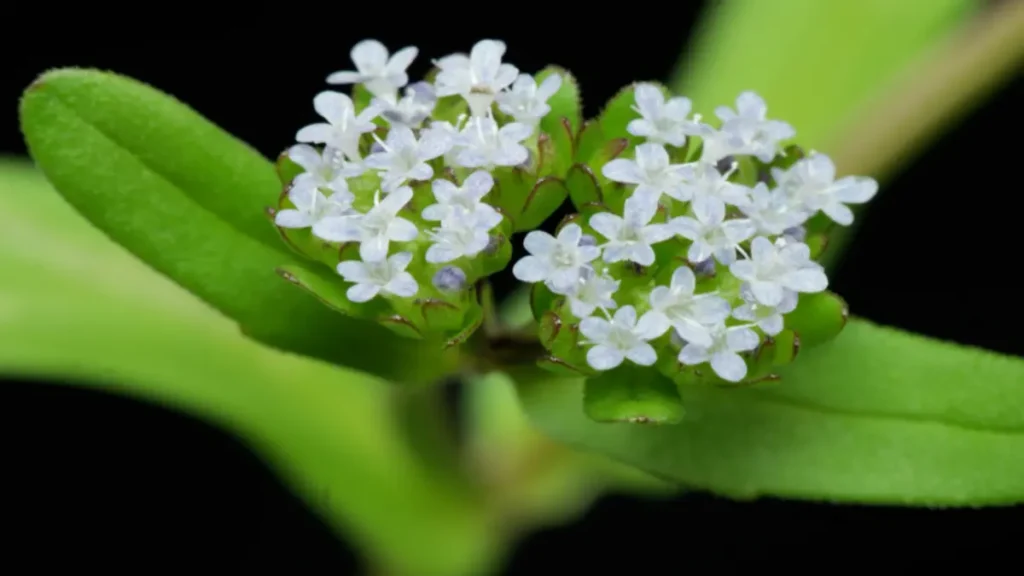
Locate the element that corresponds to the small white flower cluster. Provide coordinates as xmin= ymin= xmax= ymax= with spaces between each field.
xmin=274 ymin=39 xmax=562 ymax=304
xmin=513 ymin=85 xmax=878 ymax=382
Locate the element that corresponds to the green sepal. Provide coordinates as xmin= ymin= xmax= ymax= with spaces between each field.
xmin=276 ymin=263 xmax=365 ymax=319
xmin=537 ymin=117 xmax=574 ymax=178
xmin=491 ymin=167 xmax=534 ymax=230
xmin=785 ymin=291 xmax=849 ymax=349
xmin=518 ymin=177 xmax=569 ymax=231
xmin=598 ymin=82 xmax=669 ymax=146
xmin=743 ymin=329 xmax=800 ymax=384
xmin=417 ymin=298 xmax=466 ymax=334
xmin=805 ymin=232 xmax=829 ymax=259
xmin=584 ymin=365 xmax=686 ymax=424
xmin=537 ymin=66 xmax=582 ymax=135
xmin=536 ymin=356 xmax=592 ymax=377
xmin=587 ymin=138 xmax=629 ymax=181
xmin=530 ymin=282 xmax=558 ymax=321
xmin=574 ymin=120 xmax=604 ymax=164
xmin=378 ymin=314 xmax=424 ymax=339
xmin=565 ymin=163 xmax=603 ymax=210
xmin=477 ymin=232 xmax=513 ymax=277
xmin=445 ymin=301 xmax=484 ymax=349
xmin=275 ymin=148 xmax=304 ymax=187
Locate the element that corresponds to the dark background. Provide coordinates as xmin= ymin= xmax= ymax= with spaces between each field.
xmin=2 ymin=3 xmax=1022 ymax=572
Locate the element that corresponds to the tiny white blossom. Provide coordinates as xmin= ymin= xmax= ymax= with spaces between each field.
xmin=513 ymin=223 xmax=601 ymax=294
xmin=677 ymin=161 xmax=752 ymax=214
xmin=286 ymin=144 xmax=362 ymax=196
xmin=677 ymin=322 xmax=761 ymax=382
xmin=601 ymin=143 xmax=688 ymax=204
xmin=627 ymin=83 xmax=709 ymax=147
xmin=337 ymin=251 xmax=419 ymax=303
xmin=421 ymin=119 xmax=465 ymax=166
xmin=275 ymin=183 xmax=354 ymax=229
xmin=729 ymin=236 xmax=828 ymax=307
xmin=579 ymin=306 xmax=671 ymax=371
xmin=648 ymin=266 xmax=731 ymax=348
xmin=453 ymin=116 xmax=532 ymax=169
xmin=421 ymin=170 xmax=495 ymax=222
xmin=425 ymin=206 xmax=503 ymax=264
xmin=496 ymin=73 xmax=562 ymax=126
xmin=565 ymin=268 xmax=619 ymax=319
xmin=741 ymin=181 xmax=811 ymax=236
xmin=772 ymin=153 xmax=878 ymax=226
xmin=702 ymin=91 xmax=795 ymax=163
xmin=434 ymin=39 xmax=519 ymax=117
xmin=364 ymin=125 xmax=452 ymax=192
xmin=670 ymin=195 xmax=756 ymax=265
xmin=732 ymin=286 xmax=798 ymax=336
xmin=376 ymin=82 xmax=437 ymax=129
xmin=312 ymin=186 xmax=419 ymax=262
xmin=326 ymin=39 xmax=418 ymax=102
xmin=589 ymin=195 xmax=676 ymax=266
xmin=296 ymin=91 xmax=380 ymax=162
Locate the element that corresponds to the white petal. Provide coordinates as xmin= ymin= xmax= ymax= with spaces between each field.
xmin=782 ymin=268 xmax=828 ymax=293
xmin=602 ymin=243 xmax=632 ymax=263
xmin=406 ymin=163 xmax=434 ymax=182
xmin=731 ymin=303 xmax=757 ymax=322
xmin=834 ymin=176 xmax=878 ymax=203
xmin=287 ymin=144 xmax=323 ymax=172
xmin=463 ymin=170 xmax=494 ymax=199
xmin=386 ymin=46 xmax=419 ymax=75
xmin=295 ymin=123 xmax=333 ymax=144
xmin=587 ymin=345 xmax=625 ymax=371
xmin=822 ymin=202 xmax=854 ymax=226
xmin=351 ymin=39 xmax=389 ymax=73
xmin=678 ymin=343 xmax=709 ymax=365
xmin=313 ymin=91 xmax=353 ymax=124
xmin=274 ymin=209 xmax=314 ymax=229
xmin=759 ymin=314 xmax=784 ymax=336
xmin=750 ymin=236 xmax=774 ymax=262
xmin=632 ymin=83 xmax=665 ymax=118
xmin=388 ymin=251 xmax=413 ymax=271
xmin=347 ymin=283 xmax=381 ymax=303
xmin=359 ymin=235 xmax=391 ymax=262
xmin=537 ymin=73 xmax=563 ymax=100
xmin=613 ymin=305 xmax=638 ymax=327
xmin=326 ymin=71 xmax=362 ymax=85
xmin=728 ymin=259 xmax=757 ymax=282
xmin=569 ymin=298 xmax=596 ymax=319
xmin=589 ymin=212 xmax=623 ymax=241
xmin=626 ymin=343 xmax=658 ymax=366
xmin=670 ymin=216 xmax=702 ymax=241
xmin=336 ymin=260 xmax=371 ymax=283
xmin=710 ymin=351 xmax=747 ymax=382
xmin=630 ymin=243 xmax=657 ymax=266
xmin=643 ymin=223 xmax=677 ymax=245
xmin=579 ymin=316 xmax=612 ymax=341
xmin=523 ymin=230 xmax=557 ymax=256
xmin=313 ymin=215 xmax=361 ymax=242
xmin=420 ymin=204 xmax=448 ymax=222
xmin=385 ymin=272 xmax=419 ymax=298
xmin=500 ymin=122 xmax=534 ymax=143
xmin=635 ymin=142 xmax=669 ymax=172
xmin=674 ymin=319 xmax=713 ymax=348
xmin=635 ymin=311 xmax=671 ymax=340
xmin=726 ymin=327 xmax=760 ymax=352
xmin=670 ymin=265 xmax=697 ymax=293
xmin=627 ymin=118 xmax=656 ymax=139
xmin=387 ymin=217 xmax=420 ymax=242
xmin=722 ymin=219 xmax=757 ymax=243
xmin=692 ymin=295 xmax=732 ymax=324
xmin=601 ymin=159 xmax=643 ymax=184
xmin=426 ymin=243 xmax=461 ymax=264
xmin=688 ymin=240 xmax=713 ymax=264
xmin=750 ymin=280 xmax=784 ymax=306
xmin=379 ymin=185 xmax=413 ymax=213
xmin=512 ymin=256 xmax=550 ymax=282
xmin=557 ymin=223 xmax=583 ymax=245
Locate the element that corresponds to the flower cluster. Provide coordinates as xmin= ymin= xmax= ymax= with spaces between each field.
xmin=513 ymin=87 xmax=877 ymax=383
xmin=269 ymin=37 xmax=878 ymax=384
xmin=272 ymin=39 xmax=573 ymax=340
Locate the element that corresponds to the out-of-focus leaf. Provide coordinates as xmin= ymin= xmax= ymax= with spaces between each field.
xmin=19 ymin=69 xmax=454 ymax=384
xmin=0 ymin=159 xmax=497 ymax=576
xmin=514 ymin=318 xmax=1024 ymax=504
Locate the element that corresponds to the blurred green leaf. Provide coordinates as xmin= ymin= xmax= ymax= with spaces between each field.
xmin=673 ymin=0 xmax=979 ymax=149
xmin=19 ymin=69 xmax=454 ymax=384
xmin=0 ymin=159 xmax=497 ymax=576
xmin=515 ymin=318 xmax=1024 ymax=504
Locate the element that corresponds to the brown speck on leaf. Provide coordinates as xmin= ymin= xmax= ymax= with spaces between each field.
xmin=791 ymin=333 xmax=801 ymax=360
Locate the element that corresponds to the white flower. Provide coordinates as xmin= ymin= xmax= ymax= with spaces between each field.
xmin=670 ymin=195 xmax=756 ymax=265
xmin=453 ymin=116 xmax=532 ymax=169
xmin=421 ymin=170 xmax=495 ymax=222
xmin=772 ymin=153 xmax=878 ymax=226
xmin=627 ymin=83 xmax=709 ymax=147
xmin=434 ymin=39 xmax=519 ymax=117
xmin=336 ymin=251 xmax=418 ymax=303
xmin=512 ymin=223 xmax=601 ymax=294
xmin=286 ymin=144 xmax=362 ymax=196
xmin=702 ymin=91 xmax=795 ymax=163
xmin=296 ymin=91 xmax=380 ymax=162
xmin=421 ymin=119 xmax=465 ymax=165
xmin=566 ymin=268 xmax=619 ymax=319
xmin=579 ymin=306 xmax=670 ymax=371
xmin=364 ymin=125 xmax=452 ymax=192
xmin=275 ymin=183 xmax=354 ymax=229
xmin=677 ymin=161 xmax=752 ymax=214
xmin=740 ymin=181 xmax=810 ymax=236
xmin=589 ymin=195 xmax=676 ymax=266
xmin=729 ymin=236 xmax=828 ymax=307
xmin=425 ymin=205 xmax=503 ymax=264
xmin=326 ymin=39 xmax=418 ymax=102
xmin=677 ymin=322 xmax=761 ymax=382
xmin=376 ymin=82 xmax=437 ymax=129
xmin=648 ymin=266 xmax=731 ymax=348
xmin=496 ymin=73 xmax=562 ymax=126
xmin=312 ymin=186 xmax=419 ymax=262
xmin=601 ymin=143 xmax=688 ymax=204
xmin=732 ymin=286 xmax=798 ymax=336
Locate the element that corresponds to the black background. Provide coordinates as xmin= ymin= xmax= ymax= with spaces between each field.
xmin=2 ymin=3 xmax=1022 ymax=572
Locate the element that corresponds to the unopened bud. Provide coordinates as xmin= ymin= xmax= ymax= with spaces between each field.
xmin=432 ymin=266 xmax=467 ymax=292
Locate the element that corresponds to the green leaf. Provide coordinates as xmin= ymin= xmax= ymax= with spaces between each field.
xmin=515 ymin=318 xmax=1024 ymax=504
xmin=537 ymin=66 xmax=581 ymax=135
xmin=565 ymin=163 xmax=603 ymax=210
xmin=0 ymin=159 xmax=498 ymax=576
xmin=518 ymin=177 xmax=569 ymax=231
xmin=19 ymin=69 xmax=453 ymax=384
xmin=584 ymin=366 xmax=685 ymax=424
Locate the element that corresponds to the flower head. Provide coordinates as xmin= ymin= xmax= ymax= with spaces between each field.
xmin=728 ymin=236 xmax=827 ymax=306
xmin=286 ymin=144 xmax=363 ymax=195
xmin=513 ymin=224 xmax=601 ymax=294
xmin=648 ymin=266 xmax=731 ymax=348
xmin=677 ymin=161 xmax=752 ymax=214
xmin=601 ymin=143 xmax=688 ymax=204
xmin=425 ymin=205 xmax=503 ymax=264
xmin=566 ymin=268 xmax=619 ymax=319
xmin=296 ymin=91 xmax=380 ymax=162
xmin=677 ymin=322 xmax=760 ymax=382
xmin=773 ymin=153 xmax=878 ymax=226
xmin=670 ymin=195 xmax=756 ymax=265
xmin=628 ymin=83 xmax=709 ymax=147
xmin=327 ymin=39 xmax=418 ymax=102
xmin=337 ymin=251 xmax=418 ymax=302
xmin=732 ymin=285 xmax=798 ymax=336
xmin=364 ymin=125 xmax=452 ymax=192
xmin=589 ymin=195 xmax=676 ymax=266
xmin=312 ymin=186 xmax=419 ymax=262
xmin=496 ymin=73 xmax=562 ymax=126
xmin=376 ymin=82 xmax=437 ymax=129
xmin=579 ymin=306 xmax=670 ymax=371
xmin=741 ymin=181 xmax=810 ymax=236
xmin=434 ymin=40 xmax=519 ymax=117
xmin=703 ymin=91 xmax=795 ymax=163
xmin=421 ymin=170 xmax=495 ymax=222
xmin=453 ymin=116 xmax=532 ymax=170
